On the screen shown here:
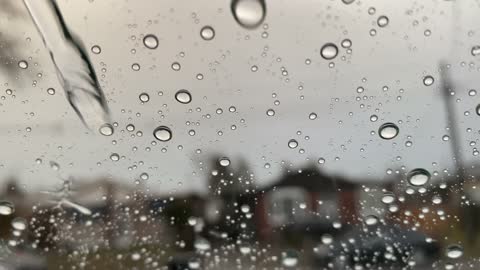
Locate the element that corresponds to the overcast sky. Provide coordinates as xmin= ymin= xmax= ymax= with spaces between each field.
xmin=1 ymin=0 xmax=480 ymax=195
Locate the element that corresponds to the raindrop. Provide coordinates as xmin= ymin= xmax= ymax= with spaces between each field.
xmin=175 ymin=90 xmax=192 ymax=104
xmin=378 ymin=122 xmax=399 ymax=140
xmin=200 ymin=26 xmax=215 ymax=40
xmin=171 ymin=62 xmax=181 ymax=71
xmin=11 ymin=217 xmax=27 ymax=231
xmin=47 ymin=88 xmax=56 ymax=95
xmin=153 ymin=126 xmax=172 ymax=142
xmin=342 ymin=0 xmax=355 ymax=4
xmin=110 ymin=153 xmax=120 ymax=161
xmin=370 ymin=115 xmax=378 ymax=122
xmin=364 ymin=215 xmax=379 ymax=225
xmin=266 ymin=109 xmax=275 ymax=116
xmin=321 ymin=234 xmax=333 ymax=245
xmin=476 ymin=104 xmax=480 ymax=116
xmin=377 ymin=15 xmax=389 ymax=27
xmin=219 ymin=157 xmax=231 ymax=167
xmin=446 ymin=245 xmax=463 ymax=259
xmin=423 ymin=75 xmax=434 ymax=86
xmin=320 ymin=43 xmax=338 ymax=60
xmin=407 ymin=168 xmax=431 ymax=186
xmin=231 ymin=0 xmax=266 ymax=29
xmin=282 ymin=250 xmax=299 ymax=267
xmin=143 ymin=34 xmax=159 ymax=49
xmin=381 ymin=193 xmax=395 ymax=204
xmin=99 ymin=123 xmax=114 ymax=136
xmin=309 ymin=112 xmax=317 ymax=120
xmin=139 ymin=93 xmax=150 ymax=102
xmin=91 ymin=45 xmax=101 ymax=54
xmin=131 ymin=63 xmax=141 ymax=71
xmin=288 ymin=139 xmax=298 ymax=149
xmin=341 ymin=39 xmax=352 ymax=48
xmin=471 ymin=45 xmax=480 ymax=56
xmin=194 ymin=237 xmax=211 ymax=251
xmin=18 ymin=60 xmax=28 ymax=69
xmin=0 ymin=201 xmax=14 ymax=215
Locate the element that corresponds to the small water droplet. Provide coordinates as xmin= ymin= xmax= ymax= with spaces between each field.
xmin=219 ymin=157 xmax=231 ymax=167
xmin=171 ymin=62 xmax=181 ymax=71
xmin=282 ymin=250 xmax=299 ymax=267
xmin=194 ymin=237 xmax=211 ymax=251
xmin=364 ymin=215 xmax=379 ymax=225
xmin=11 ymin=217 xmax=27 ymax=230
xmin=309 ymin=112 xmax=317 ymax=120
xmin=471 ymin=45 xmax=480 ymax=56
xmin=341 ymin=39 xmax=352 ymax=48
xmin=231 ymin=0 xmax=266 ymax=29
xmin=143 ymin=34 xmax=158 ymax=49
xmin=91 ymin=45 xmax=101 ymax=54
xmin=200 ymin=26 xmax=215 ymax=40
xmin=288 ymin=139 xmax=298 ymax=149
xmin=446 ymin=245 xmax=463 ymax=259
xmin=423 ymin=75 xmax=434 ymax=86
xmin=175 ymin=90 xmax=192 ymax=104
xmin=377 ymin=15 xmax=389 ymax=27
xmin=381 ymin=193 xmax=395 ymax=204
xmin=139 ymin=93 xmax=150 ymax=102
xmin=47 ymin=88 xmax=56 ymax=95
xmin=266 ymin=109 xmax=275 ymax=116
xmin=99 ymin=123 xmax=114 ymax=136
xmin=153 ymin=126 xmax=172 ymax=142
xmin=407 ymin=168 xmax=431 ymax=186
xmin=0 ymin=201 xmax=14 ymax=215
xmin=18 ymin=60 xmax=28 ymax=69
xmin=131 ymin=63 xmax=141 ymax=71
xmin=321 ymin=234 xmax=333 ymax=245
xmin=320 ymin=43 xmax=338 ymax=60
xmin=378 ymin=122 xmax=399 ymax=140
xmin=110 ymin=153 xmax=120 ymax=161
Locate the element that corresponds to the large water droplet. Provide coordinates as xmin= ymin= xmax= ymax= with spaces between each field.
xmin=175 ymin=90 xmax=192 ymax=104
xmin=139 ymin=92 xmax=150 ymax=102
xmin=377 ymin=15 xmax=389 ymax=27
xmin=320 ymin=43 xmax=338 ymax=60
xmin=407 ymin=168 xmax=431 ymax=186
xmin=378 ymin=122 xmax=399 ymax=140
xmin=11 ymin=217 xmax=27 ymax=231
xmin=153 ymin=126 xmax=172 ymax=142
xmin=446 ymin=245 xmax=463 ymax=259
xmin=288 ymin=139 xmax=298 ymax=149
xmin=381 ymin=193 xmax=395 ymax=204
xmin=219 ymin=157 xmax=231 ymax=167
xmin=423 ymin=75 xmax=434 ymax=86
xmin=99 ymin=123 xmax=114 ymax=136
xmin=282 ymin=250 xmax=299 ymax=267
xmin=200 ymin=26 xmax=215 ymax=40
xmin=231 ymin=0 xmax=266 ymax=29
xmin=143 ymin=34 xmax=159 ymax=49
xmin=471 ymin=45 xmax=480 ymax=56
xmin=364 ymin=215 xmax=379 ymax=225
xmin=0 ymin=201 xmax=14 ymax=215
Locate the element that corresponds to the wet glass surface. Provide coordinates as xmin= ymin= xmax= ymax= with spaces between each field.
xmin=1 ymin=0 xmax=480 ymax=269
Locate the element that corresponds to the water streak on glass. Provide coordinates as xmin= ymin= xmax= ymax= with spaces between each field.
xmin=23 ymin=0 xmax=109 ymax=130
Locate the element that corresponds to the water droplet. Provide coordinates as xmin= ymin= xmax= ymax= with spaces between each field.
xmin=194 ymin=237 xmax=211 ymax=251
xmin=342 ymin=0 xmax=355 ymax=4
xmin=188 ymin=258 xmax=201 ymax=269
xmin=471 ymin=45 xmax=480 ymax=56
xmin=200 ymin=26 xmax=215 ymax=40
xmin=378 ymin=122 xmax=399 ymax=140
xmin=321 ymin=234 xmax=333 ymax=245
xmin=318 ymin=157 xmax=325 ymax=164
xmin=99 ymin=123 xmax=114 ymax=136
xmin=91 ymin=45 xmax=101 ymax=54
xmin=126 ymin=124 xmax=135 ymax=132
xmin=288 ymin=139 xmax=298 ymax=149
xmin=131 ymin=63 xmax=140 ymax=71
xmin=266 ymin=109 xmax=275 ymax=116
xmin=320 ymin=43 xmax=338 ymax=60
xmin=241 ymin=204 xmax=250 ymax=213
xmin=110 ymin=153 xmax=120 ymax=161
xmin=381 ymin=193 xmax=395 ymax=204
xmin=11 ymin=217 xmax=27 ymax=230
xmin=364 ymin=215 xmax=379 ymax=225
xmin=219 ymin=157 xmax=231 ymax=167
xmin=476 ymin=104 xmax=480 ymax=116
xmin=140 ymin=172 xmax=149 ymax=180
xmin=0 ymin=201 xmax=14 ymax=215
xmin=469 ymin=89 xmax=477 ymax=96
xmin=446 ymin=245 xmax=463 ymax=259
xmin=153 ymin=126 xmax=172 ymax=142
xmin=47 ymin=88 xmax=56 ymax=95
xmin=139 ymin=93 xmax=150 ymax=102
xmin=231 ymin=0 xmax=266 ymax=29
xmin=171 ymin=62 xmax=181 ymax=71
xmin=341 ymin=39 xmax=352 ymax=48
xmin=143 ymin=34 xmax=158 ymax=49
xmin=282 ymin=250 xmax=299 ymax=267
xmin=175 ymin=90 xmax=192 ymax=104
xmin=309 ymin=112 xmax=317 ymax=120
xmin=377 ymin=15 xmax=389 ymax=27
xmin=407 ymin=168 xmax=431 ymax=186
xmin=423 ymin=75 xmax=434 ymax=86
xmin=370 ymin=115 xmax=378 ymax=122
xmin=18 ymin=60 xmax=28 ymax=69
